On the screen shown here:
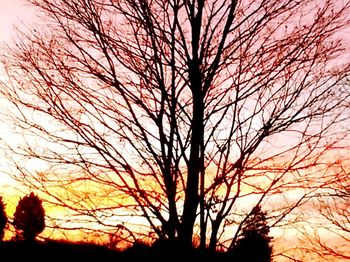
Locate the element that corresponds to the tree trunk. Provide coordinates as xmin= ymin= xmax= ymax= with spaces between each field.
xmin=209 ymin=220 xmax=220 ymax=252
xmin=179 ymin=57 xmax=204 ymax=249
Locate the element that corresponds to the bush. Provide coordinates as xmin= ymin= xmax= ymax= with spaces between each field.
xmin=13 ymin=192 xmax=45 ymax=241
xmin=0 ymin=197 xmax=7 ymax=240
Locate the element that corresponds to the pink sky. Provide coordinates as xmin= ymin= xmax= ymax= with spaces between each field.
xmin=0 ymin=1 xmax=37 ymax=186
xmin=0 ymin=0 xmax=36 ymax=43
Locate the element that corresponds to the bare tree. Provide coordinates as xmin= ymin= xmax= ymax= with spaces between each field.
xmin=1 ymin=0 xmax=350 ymax=252
xmin=302 ymin=160 xmax=350 ymax=260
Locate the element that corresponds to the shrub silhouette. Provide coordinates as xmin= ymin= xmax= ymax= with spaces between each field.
xmin=229 ymin=205 xmax=273 ymax=262
xmin=13 ymin=192 xmax=45 ymax=241
xmin=0 ymin=197 xmax=7 ymax=240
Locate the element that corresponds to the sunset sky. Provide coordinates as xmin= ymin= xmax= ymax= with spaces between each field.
xmin=0 ymin=0 xmax=39 ymax=226
xmin=0 ymin=0 xmax=27 ymax=186
xmin=0 ymin=1 xmax=349 ymax=261
xmin=0 ymin=0 xmax=35 ymax=43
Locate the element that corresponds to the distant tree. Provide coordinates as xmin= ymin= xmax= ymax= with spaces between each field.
xmin=13 ymin=192 xmax=45 ymax=242
xmin=0 ymin=197 xmax=7 ymax=241
xmin=229 ymin=205 xmax=273 ymax=262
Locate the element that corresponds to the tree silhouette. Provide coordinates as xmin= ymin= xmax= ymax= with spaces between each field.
xmin=13 ymin=192 xmax=45 ymax=242
xmin=1 ymin=0 xmax=350 ymax=252
xmin=229 ymin=205 xmax=273 ymax=262
xmin=0 ymin=197 xmax=7 ymax=241
xmin=304 ymin=161 xmax=350 ymax=260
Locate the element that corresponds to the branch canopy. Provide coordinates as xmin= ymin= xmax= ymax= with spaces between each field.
xmin=1 ymin=0 xmax=350 ymax=252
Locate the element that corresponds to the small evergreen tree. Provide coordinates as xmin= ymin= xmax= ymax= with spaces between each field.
xmin=0 ymin=197 xmax=7 ymax=241
xmin=230 ymin=205 xmax=273 ymax=262
xmin=13 ymin=192 xmax=45 ymax=241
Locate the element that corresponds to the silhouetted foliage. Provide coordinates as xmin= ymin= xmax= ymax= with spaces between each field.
xmin=152 ymin=238 xmax=184 ymax=256
xmin=0 ymin=239 xmax=122 ymax=261
xmin=0 ymin=197 xmax=7 ymax=241
xmin=13 ymin=192 xmax=45 ymax=242
xmin=229 ymin=206 xmax=273 ymax=262
xmin=124 ymin=240 xmax=153 ymax=257
xmin=0 ymin=237 xmax=228 ymax=260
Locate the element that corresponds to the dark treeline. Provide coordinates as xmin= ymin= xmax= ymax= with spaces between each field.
xmin=0 ymin=193 xmax=272 ymax=261
xmin=0 ymin=238 xmax=270 ymax=261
